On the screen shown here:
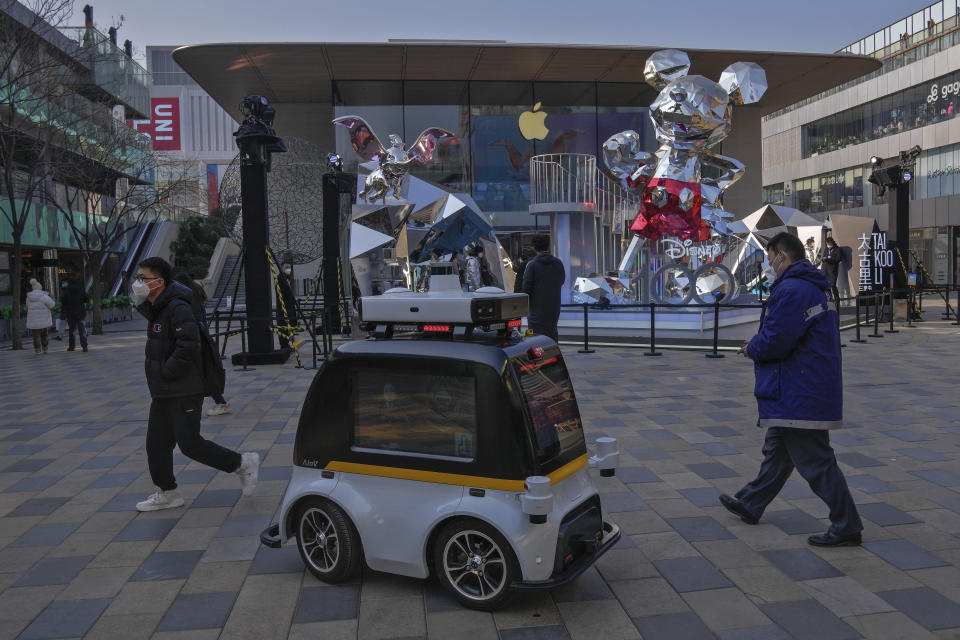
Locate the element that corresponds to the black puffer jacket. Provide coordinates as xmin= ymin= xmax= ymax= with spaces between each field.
xmin=61 ymin=280 xmax=89 ymax=320
xmin=138 ymin=282 xmax=203 ymax=398
xmin=522 ymin=252 xmax=566 ymax=327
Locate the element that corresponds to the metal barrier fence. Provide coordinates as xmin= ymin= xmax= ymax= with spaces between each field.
xmin=556 ymin=291 xmax=922 ymax=356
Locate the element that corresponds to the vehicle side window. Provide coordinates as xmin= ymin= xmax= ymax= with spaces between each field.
xmin=512 ymin=351 xmax=584 ymax=465
xmin=352 ymin=368 xmax=477 ymax=459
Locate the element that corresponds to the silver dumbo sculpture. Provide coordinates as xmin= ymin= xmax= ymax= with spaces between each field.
xmin=333 ymin=115 xmax=454 ymax=202
xmin=603 ymin=49 xmax=766 ymax=243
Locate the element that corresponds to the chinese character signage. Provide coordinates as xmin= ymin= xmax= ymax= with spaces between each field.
xmin=857 ymin=231 xmax=894 ymax=292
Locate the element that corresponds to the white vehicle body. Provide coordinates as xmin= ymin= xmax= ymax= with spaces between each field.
xmin=276 ymin=457 xmax=611 ymax=582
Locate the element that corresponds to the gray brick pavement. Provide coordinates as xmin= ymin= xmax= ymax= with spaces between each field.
xmin=1 ymin=305 xmax=960 ymax=638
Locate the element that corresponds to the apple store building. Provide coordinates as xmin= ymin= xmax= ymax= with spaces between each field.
xmin=172 ymin=42 xmax=875 ymax=259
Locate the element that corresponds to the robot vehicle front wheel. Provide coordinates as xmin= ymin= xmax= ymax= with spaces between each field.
xmin=432 ymin=519 xmax=520 ymax=611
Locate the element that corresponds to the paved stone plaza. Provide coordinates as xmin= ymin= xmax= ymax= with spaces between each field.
xmin=1 ymin=307 xmax=960 ymax=640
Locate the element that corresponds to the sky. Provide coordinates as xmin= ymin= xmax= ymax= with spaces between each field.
xmin=68 ymin=0 xmax=932 ymax=64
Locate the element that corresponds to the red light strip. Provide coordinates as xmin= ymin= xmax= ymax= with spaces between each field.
xmin=518 ymin=356 xmax=557 ymax=372
xmin=507 ymin=319 xmax=522 ymax=328
xmin=422 ymin=324 xmax=452 ymax=332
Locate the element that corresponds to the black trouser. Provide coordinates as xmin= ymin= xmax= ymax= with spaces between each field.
xmin=32 ymin=328 xmax=49 ymax=351
xmin=146 ymin=395 xmax=241 ymax=491
xmin=67 ymin=316 xmax=87 ymax=349
xmin=529 ymin=321 xmax=559 ymax=343
xmin=212 ymin=392 xmax=227 ymax=405
xmin=735 ymin=427 xmax=863 ymax=537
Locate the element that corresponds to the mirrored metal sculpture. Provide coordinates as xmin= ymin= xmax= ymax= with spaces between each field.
xmin=333 ymin=115 xmax=454 ymax=202
xmin=348 ymin=160 xmax=514 ymax=296
xmin=603 ymin=50 xmax=766 ymax=244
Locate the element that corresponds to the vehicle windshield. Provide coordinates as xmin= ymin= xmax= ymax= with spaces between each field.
xmin=512 ymin=351 xmax=584 ymax=465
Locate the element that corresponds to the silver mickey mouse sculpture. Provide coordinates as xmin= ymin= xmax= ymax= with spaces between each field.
xmin=333 ymin=116 xmax=454 ymax=202
xmin=603 ymin=50 xmax=766 ymax=243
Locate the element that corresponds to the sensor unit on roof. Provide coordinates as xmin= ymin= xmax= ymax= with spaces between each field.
xmin=359 ymin=288 xmax=528 ymax=327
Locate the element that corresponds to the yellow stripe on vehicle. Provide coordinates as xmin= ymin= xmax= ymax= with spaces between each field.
xmin=325 ymin=453 xmax=589 ymax=492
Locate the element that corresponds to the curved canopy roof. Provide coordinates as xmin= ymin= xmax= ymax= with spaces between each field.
xmin=172 ymin=42 xmax=881 ymax=121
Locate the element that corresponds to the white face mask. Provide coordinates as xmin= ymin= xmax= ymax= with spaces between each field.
xmin=131 ymin=280 xmax=151 ymax=303
xmin=283 ymin=269 xmax=292 ymax=276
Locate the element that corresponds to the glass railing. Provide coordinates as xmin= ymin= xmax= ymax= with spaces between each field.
xmin=0 ymin=79 xmax=152 ymax=177
xmin=766 ymin=1 xmax=960 ymax=121
xmin=58 ymin=27 xmax=150 ymax=118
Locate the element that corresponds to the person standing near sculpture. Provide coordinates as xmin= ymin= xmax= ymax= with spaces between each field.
xmin=513 ymin=246 xmax=534 ymax=293
xmin=522 ymin=234 xmax=565 ymax=342
xmin=718 ymin=232 xmax=862 ymax=547
xmin=821 ymin=236 xmax=841 ymax=303
xmin=25 ymin=279 xmax=55 ymax=354
xmin=276 ymin=262 xmax=298 ymax=350
xmin=60 ymin=277 xmax=90 ymax=352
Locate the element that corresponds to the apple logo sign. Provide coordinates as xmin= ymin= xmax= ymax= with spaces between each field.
xmin=518 ymin=102 xmax=549 ymax=141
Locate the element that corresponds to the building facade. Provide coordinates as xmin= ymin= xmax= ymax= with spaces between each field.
xmin=171 ymin=42 xmax=876 ymax=271
xmin=0 ymin=1 xmax=151 ymax=305
xmin=762 ymin=0 xmax=960 ymax=286
xmin=140 ymin=46 xmax=237 ymax=216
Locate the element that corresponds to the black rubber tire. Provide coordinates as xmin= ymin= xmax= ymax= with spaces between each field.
xmin=294 ymin=498 xmax=361 ymax=584
xmin=432 ymin=519 xmax=519 ymax=611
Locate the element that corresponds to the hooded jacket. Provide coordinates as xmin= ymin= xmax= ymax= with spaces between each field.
xmin=25 ymin=289 xmax=55 ymax=329
xmin=522 ymin=252 xmax=566 ymax=328
xmin=60 ymin=280 xmax=89 ymax=320
xmin=746 ymin=258 xmax=842 ymax=429
xmin=138 ymin=281 xmax=203 ymax=398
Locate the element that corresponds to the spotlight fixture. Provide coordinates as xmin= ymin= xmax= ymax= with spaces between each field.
xmin=870 ymin=155 xmax=883 ymax=167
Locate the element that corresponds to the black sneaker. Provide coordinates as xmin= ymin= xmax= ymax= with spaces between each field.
xmin=719 ymin=494 xmax=759 ymax=525
xmin=808 ymin=531 xmax=862 ymax=547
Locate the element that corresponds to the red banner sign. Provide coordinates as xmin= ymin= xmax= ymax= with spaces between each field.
xmin=126 ymin=98 xmax=181 ymax=151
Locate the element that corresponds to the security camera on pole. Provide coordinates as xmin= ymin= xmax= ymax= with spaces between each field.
xmin=867 ymin=145 xmax=920 ymax=319
xmin=232 ymin=95 xmax=289 ymax=365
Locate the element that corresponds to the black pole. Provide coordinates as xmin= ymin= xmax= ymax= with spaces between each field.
xmin=232 ymin=97 xmax=288 ymax=366
xmin=645 ymin=302 xmax=662 ymax=356
xmin=869 ymin=292 xmax=884 ymax=338
xmin=705 ymin=299 xmax=724 ymax=358
xmin=885 ymin=287 xmax=899 ymax=334
xmin=851 ymin=293 xmax=867 ymax=343
xmin=578 ymin=303 xmax=595 ymax=354
xmin=907 ymin=289 xmax=914 ymax=328
xmin=235 ymin=319 xmax=255 ymax=372
xmin=954 ymin=286 xmax=960 ymax=326
xmin=322 ymin=170 xmax=357 ymax=338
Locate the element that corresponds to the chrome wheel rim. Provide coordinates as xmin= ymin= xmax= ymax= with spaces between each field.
xmin=442 ymin=530 xmax=507 ymax=601
xmin=299 ymin=507 xmax=340 ymax=573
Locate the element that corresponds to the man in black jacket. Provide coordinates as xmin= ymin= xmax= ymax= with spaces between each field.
xmin=821 ymin=237 xmax=842 ymax=304
xmin=61 ymin=277 xmax=89 ymax=352
xmin=522 ymin=234 xmax=565 ymax=342
xmin=132 ymin=257 xmax=258 ymax=512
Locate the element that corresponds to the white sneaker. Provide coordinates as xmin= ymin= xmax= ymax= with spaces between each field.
xmin=236 ymin=452 xmax=260 ymax=496
xmin=136 ymin=489 xmax=184 ymax=512
xmin=207 ymin=403 xmax=231 ymax=416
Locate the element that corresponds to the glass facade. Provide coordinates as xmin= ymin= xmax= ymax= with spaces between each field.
xmin=915 ymin=140 xmax=960 ymax=198
xmin=762 ymin=183 xmax=784 ymax=205
xmin=332 ymin=80 xmax=656 ymax=218
xmin=801 ymin=68 xmax=960 ymax=158
xmin=149 ymin=49 xmax=194 ymax=86
xmin=792 ymin=166 xmax=881 ymax=213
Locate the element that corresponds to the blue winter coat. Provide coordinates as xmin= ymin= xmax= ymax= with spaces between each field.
xmin=745 ymin=259 xmax=843 ymax=429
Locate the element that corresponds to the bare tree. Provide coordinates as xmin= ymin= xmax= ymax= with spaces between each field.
xmin=0 ymin=0 xmax=76 ymax=349
xmin=42 ymin=121 xmax=193 ymax=334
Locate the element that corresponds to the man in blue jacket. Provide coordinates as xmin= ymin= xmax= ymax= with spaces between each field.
xmin=718 ymin=232 xmax=863 ymax=547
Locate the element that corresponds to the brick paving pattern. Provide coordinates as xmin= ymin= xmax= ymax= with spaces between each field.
xmin=1 ymin=305 xmax=959 ymax=639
